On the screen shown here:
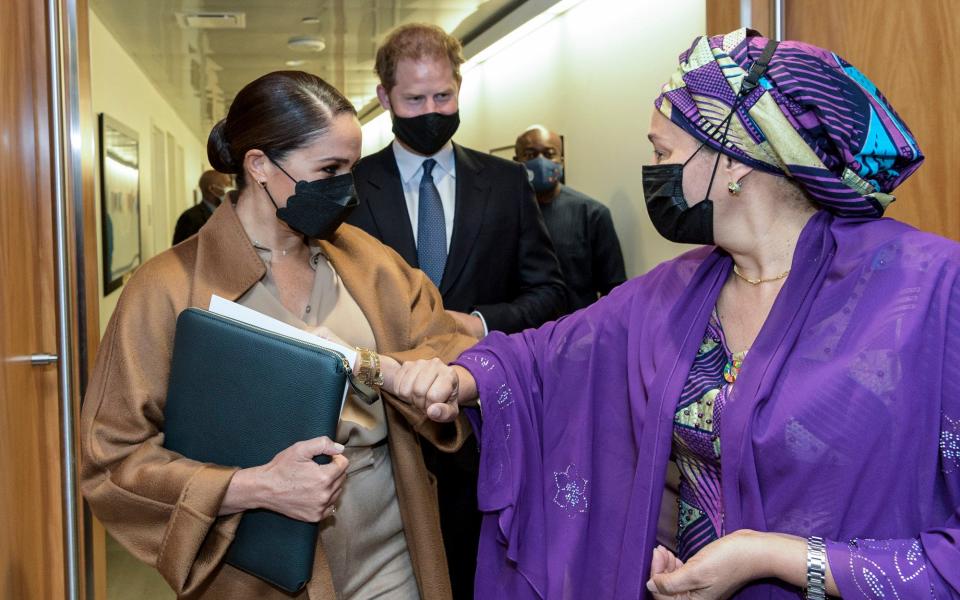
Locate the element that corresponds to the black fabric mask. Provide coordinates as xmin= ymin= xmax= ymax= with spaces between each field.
xmin=391 ymin=111 xmax=460 ymax=155
xmin=264 ymin=161 xmax=358 ymax=240
xmin=641 ymin=145 xmax=716 ymax=246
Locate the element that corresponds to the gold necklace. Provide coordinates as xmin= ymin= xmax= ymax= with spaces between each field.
xmin=732 ymin=264 xmax=790 ymax=285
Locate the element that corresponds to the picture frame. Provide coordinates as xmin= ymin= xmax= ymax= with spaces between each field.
xmin=488 ymin=144 xmax=516 ymax=161
xmin=98 ymin=113 xmax=142 ymax=295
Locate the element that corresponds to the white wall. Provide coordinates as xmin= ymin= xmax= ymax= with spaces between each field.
xmin=363 ymin=0 xmax=705 ymax=277
xmin=90 ymin=11 xmax=207 ymax=334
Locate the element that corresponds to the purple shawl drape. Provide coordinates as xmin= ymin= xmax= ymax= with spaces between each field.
xmin=456 ymin=210 xmax=960 ymax=599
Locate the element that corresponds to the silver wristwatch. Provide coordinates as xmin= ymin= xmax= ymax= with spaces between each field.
xmin=806 ymin=536 xmax=827 ymax=600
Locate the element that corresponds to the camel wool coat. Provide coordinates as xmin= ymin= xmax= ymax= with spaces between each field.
xmin=80 ymin=201 xmax=477 ymax=599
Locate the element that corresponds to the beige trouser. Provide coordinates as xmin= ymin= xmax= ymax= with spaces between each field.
xmin=318 ymin=443 xmax=420 ymax=600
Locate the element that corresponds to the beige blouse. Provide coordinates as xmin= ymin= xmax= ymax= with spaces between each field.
xmin=240 ymin=242 xmax=387 ymax=447
xmin=239 ymin=241 xmax=419 ymax=600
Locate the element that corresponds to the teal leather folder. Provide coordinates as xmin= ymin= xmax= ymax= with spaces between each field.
xmin=162 ymin=307 xmax=349 ymax=593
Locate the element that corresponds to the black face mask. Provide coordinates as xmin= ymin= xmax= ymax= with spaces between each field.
xmin=391 ymin=111 xmax=460 ymax=155
xmin=641 ymin=144 xmax=716 ymax=246
xmin=264 ymin=160 xmax=359 ymax=240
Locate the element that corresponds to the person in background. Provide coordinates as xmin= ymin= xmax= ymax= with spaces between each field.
xmin=172 ymin=169 xmax=233 ymax=244
xmin=347 ymin=23 xmax=567 ymax=598
xmin=81 ymin=70 xmax=477 ymax=600
xmin=395 ymin=29 xmax=960 ymax=600
xmin=515 ymin=125 xmax=627 ymax=313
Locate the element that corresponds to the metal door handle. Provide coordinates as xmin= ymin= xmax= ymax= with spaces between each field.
xmin=30 ymin=353 xmax=59 ymax=366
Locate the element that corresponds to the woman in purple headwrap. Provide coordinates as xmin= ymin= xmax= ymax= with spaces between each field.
xmin=392 ymin=29 xmax=959 ymax=599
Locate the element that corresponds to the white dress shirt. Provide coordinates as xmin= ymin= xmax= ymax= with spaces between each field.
xmin=391 ymin=139 xmax=456 ymax=252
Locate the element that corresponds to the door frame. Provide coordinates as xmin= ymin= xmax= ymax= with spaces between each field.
xmin=47 ymin=0 xmax=103 ymax=597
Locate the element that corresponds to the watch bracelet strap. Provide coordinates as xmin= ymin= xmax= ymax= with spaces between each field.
xmin=806 ymin=536 xmax=827 ymax=600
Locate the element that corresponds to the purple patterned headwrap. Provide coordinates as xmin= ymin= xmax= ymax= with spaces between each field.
xmin=656 ymin=29 xmax=924 ymax=218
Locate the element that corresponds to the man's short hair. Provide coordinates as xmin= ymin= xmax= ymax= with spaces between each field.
xmin=375 ymin=23 xmax=465 ymax=92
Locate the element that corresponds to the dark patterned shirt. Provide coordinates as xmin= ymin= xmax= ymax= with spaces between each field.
xmin=672 ymin=309 xmax=746 ymax=561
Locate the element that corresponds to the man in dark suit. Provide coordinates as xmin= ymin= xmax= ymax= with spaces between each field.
xmin=347 ymin=23 xmax=566 ymax=598
xmin=171 ymin=170 xmax=232 ymax=245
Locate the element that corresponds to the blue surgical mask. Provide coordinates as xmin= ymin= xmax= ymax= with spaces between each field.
xmin=524 ymin=156 xmax=563 ymax=193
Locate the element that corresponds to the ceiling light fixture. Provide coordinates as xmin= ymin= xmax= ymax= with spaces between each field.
xmin=175 ymin=12 xmax=247 ymax=29
xmin=287 ymin=35 xmax=327 ymax=53
xmin=285 ymin=59 xmax=307 ymax=67
xmin=301 ymin=17 xmax=321 ymax=24
xmin=463 ymin=0 xmax=586 ymax=71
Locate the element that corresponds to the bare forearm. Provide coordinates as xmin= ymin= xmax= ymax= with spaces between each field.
xmin=746 ymin=531 xmax=839 ymax=596
xmin=219 ymin=466 xmax=265 ymax=516
xmin=379 ymin=355 xmax=401 ymax=394
xmin=453 ymin=365 xmax=478 ymax=407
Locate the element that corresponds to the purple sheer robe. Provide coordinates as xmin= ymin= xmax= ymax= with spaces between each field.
xmin=456 ymin=211 xmax=960 ymax=599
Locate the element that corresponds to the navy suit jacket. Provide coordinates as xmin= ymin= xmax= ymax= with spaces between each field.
xmin=348 ymin=143 xmax=566 ymax=333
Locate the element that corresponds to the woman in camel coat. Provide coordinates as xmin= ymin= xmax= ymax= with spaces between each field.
xmin=81 ymin=71 xmax=476 ymax=599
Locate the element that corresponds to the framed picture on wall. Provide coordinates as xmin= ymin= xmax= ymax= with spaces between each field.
xmin=490 ymin=134 xmax=566 ymax=183
xmin=98 ymin=113 xmax=142 ymax=295
xmin=489 ymin=144 xmax=515 ymax=161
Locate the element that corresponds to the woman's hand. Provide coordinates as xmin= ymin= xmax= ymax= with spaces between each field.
xmin=220 ymin=436 xmax=349 ymax=522
xmin=649 ymin=545 xmax=685 ymax=600
xmin=381 ymin=358 xmax=478 ymax=423
xmin=647 ymin=530 xmax=820 ymax=600
xmin=647 ymin=531 xmax=770 ymax=600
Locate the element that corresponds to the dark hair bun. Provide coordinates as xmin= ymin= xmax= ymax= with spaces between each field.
xmin=207 ymin=119 xmax=238 ymax=174
xmin=206 ymin=72 xmax=356 ymax=188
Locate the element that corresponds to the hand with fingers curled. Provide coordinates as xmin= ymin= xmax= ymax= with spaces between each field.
xmin=646 ymin=529 xmax=827 ymax=600
xmin=220 ymin=436 xmax=349 ymax=522
xmin=380 ymin=357 xmax=479 ymax=423
xmin=646 ymin=533 xmax=757 ymax=600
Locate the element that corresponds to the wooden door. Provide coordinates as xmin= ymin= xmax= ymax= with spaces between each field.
xmin=1 ymin=0 xmax=101 ymax=597
xmin=0 ymin=0 xmax=67 ymax=597
xmin=784 ymin=0 xmax=960 ymax=240
xmin=706 ymin=0 xmax=775 ymax=36
xmin=709 ymin=0 xmax=960 ymax=240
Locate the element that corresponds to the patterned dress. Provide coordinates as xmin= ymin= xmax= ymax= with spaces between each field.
xmin=672 ymin=309 xmax=746 ymax=561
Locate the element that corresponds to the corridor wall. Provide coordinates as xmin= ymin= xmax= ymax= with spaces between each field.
xmin=90 ymin=11 xmax=206 ymax=334
xmin=363 ymin=0 xmax=707 ymax=277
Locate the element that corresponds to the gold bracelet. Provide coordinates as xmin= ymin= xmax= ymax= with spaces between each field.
xmin=368 ymin=350 xmax=383 ymax=387
xmin=354 ymin=348 xmax=383 ymax=387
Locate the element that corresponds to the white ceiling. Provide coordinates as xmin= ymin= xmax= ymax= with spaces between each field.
xmin=90 ymin=0 xmax=520 ymax=141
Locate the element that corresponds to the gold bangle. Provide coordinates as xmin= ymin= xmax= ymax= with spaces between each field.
xmin=370 ymin=351 xmax=383 ymax=386
xmin=354 ymin=348 xmax=383 ymax=387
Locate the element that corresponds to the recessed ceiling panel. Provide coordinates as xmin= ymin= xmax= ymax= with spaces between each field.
xmin=91 ymin=0 xmax=519 ymax=141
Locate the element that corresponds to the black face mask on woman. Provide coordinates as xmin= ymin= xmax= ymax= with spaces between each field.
xmin=263 ymin=159 xmax=359 ymax=240
xmin=391 ymin=111 xmax=460 ymax=155
xmin=641 ymin=143 xmax=718 ymax=246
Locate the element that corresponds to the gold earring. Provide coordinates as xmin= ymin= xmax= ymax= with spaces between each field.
xmin=259 ymin=180 xmax=266 ymax=187
xmin=727 ymin=180 xmax=742 ymax=195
